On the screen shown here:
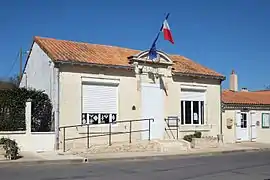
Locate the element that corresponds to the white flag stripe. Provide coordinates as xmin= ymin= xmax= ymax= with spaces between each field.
xmin=163 ymin=19 xmax=170 ymax=30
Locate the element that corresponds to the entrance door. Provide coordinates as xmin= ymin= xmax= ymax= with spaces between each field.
xmin=250 ymin=111 xmax=257 ymax=141
xmin=236 ymin=111 xmax=249 ymax=141
xmin=141 ymin=83 xmax=164 ymax=140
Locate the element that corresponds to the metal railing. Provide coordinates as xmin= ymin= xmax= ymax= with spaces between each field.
xmin=164 ymin=116 xmax=180 ymax=140
xmin=59 ymin=118 xmax=154 ymax=152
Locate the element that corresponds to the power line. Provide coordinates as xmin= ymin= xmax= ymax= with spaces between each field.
xmin=5 ymin=51 xmax=20 ymax=78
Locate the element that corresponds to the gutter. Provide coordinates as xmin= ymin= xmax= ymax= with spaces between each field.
xmin=173 ymin=72 xmax=226 ymax=81
xmin=223 ymin=103 xmax=270 ymax=110
xmin=54 ymin=60 xmax=134 ymax=71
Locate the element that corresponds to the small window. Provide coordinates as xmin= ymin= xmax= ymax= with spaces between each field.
xmin=185 ymin=101 xmax=191 ymax=124
xmin=193 ymin=101 xmax=199 ymax=124
xmin=180 ymin=100 xmax=205 ymax=125
xmin=200 ymin=101 xmax=204 ymax=124
xmin=181 ymin=101 xmax=184 ymax=124
xmin=262 ymin=113 xmax=270 ymax=128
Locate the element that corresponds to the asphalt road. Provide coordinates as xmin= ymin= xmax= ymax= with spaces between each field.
xmin=1 ymin=151 xmax=270 ymax=180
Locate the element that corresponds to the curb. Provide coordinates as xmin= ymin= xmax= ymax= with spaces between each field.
xmin=0 ymin=148 xmax=270 ymax=166
xmin=0 ymin=158 xmax=85 ymax=166
xmin=83 ymin=148 xmax=270 ymax=163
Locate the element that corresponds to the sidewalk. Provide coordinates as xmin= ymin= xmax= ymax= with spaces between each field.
xmin=79 ymin=142 xmax=270 ymax=162
xmin=0 ymin=151 xmax=84 ymax=166
xmin=0 ymin=142 xmax=269 ymax=165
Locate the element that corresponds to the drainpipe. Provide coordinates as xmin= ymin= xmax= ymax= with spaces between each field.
xmin=54 ymin=65 xmax=60 ymax=150
xmin=219 ymin=80 xmax=223 ymax=142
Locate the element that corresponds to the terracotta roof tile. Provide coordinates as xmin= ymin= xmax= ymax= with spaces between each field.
xmin=222 ymin=90 xmax=270 ymax=105
xmin=34 ymin=36 xmax=224 ymax=78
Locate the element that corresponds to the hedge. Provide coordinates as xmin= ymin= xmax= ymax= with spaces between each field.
xmin=0 ymin=88 xmax=52 ymax=132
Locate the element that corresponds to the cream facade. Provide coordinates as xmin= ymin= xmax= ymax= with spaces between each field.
xmin=20 ymin=38 xmax=224 ymax=151
xmin=57 ymin=51 xmax=223 ymax=150
xmin=222 ymin=108 xmax=270 ymax=144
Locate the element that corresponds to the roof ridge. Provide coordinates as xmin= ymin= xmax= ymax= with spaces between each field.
xmin=34 ymin=36 xmax=193 ymax=58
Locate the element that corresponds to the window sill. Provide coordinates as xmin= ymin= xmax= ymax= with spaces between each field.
xmin=179 ymin=124 xmax=212 ymax=132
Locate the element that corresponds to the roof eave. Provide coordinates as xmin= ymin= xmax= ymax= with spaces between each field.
xmin=172 ymin=71 xmax=226 ymax=81
xmin=54 ymin=60 xmax=135 ymax=70
xmin=222 ymin=102 xmax=270 ymax=110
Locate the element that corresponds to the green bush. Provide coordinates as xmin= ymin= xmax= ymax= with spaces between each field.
xmin=0 ymin=87 xmax=52 ymax=132
xmin=194 ymin=131 xmax=202 ymax=138
xmin=183 ymin=131 xmax=202 ymax=142
xmin=0 ymin=137 xmax=19 ymax=160
xmin=183 ymin=134 xmax=194 ymax=142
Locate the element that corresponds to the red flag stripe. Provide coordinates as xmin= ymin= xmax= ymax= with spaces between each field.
xmin=162 ymin=19 xmax=174 ymax=44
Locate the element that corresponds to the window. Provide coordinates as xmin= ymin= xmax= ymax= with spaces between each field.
xmin=181 ymin=100 xmax=204 ymax=125
xmin=180 ymin=89 xmax=205 ymax=125
xmin=81 ymin=82 xmax=118 ymax=125
xmin=262 ymin=113 xmax=270 ymax=128
xmin=241 ymin=113 xmax=247 ymax=128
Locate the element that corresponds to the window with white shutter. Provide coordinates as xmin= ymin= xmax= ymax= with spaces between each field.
xmin=81 ymin=82 xmax=118 ymax=125
xmin=180 ymin=89 xmax=206 ymax=125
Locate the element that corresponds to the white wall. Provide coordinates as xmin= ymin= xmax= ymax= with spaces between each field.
xmin=222 ymin=109 xmax=270 ymax=143
xmin=0 ymin=132 xmax=55 ymax=152
xmin=19 ymin=42 xmax=54 ymax=99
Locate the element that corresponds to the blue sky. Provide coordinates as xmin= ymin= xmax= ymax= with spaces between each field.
xmin=0 ymin=0 xmax=270 ymax=90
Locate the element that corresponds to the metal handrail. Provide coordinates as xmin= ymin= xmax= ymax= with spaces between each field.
xmin=59 ymin=118 xmax=154 ymax=152
xmin=164 ymin=116 xmax=180 ymax=140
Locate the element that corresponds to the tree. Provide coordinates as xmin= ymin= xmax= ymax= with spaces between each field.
xmin=0 ymin=75 xmax=20 ymax=89
xmin=8 ymin=75 xmax=20 ymax=87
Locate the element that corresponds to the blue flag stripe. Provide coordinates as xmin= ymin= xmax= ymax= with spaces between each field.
xmin=148 ymin=13 xmax=170 ymax=60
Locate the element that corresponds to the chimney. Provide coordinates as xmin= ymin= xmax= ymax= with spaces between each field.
xmin=241 ymin=88 xmax=248 ymax=92
xmin=229 ymin=70 xmax=238 ymax=91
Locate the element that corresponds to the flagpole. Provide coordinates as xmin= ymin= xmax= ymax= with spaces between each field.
xmin=147 ymin=13 xmax=170 ymax=62
xmin=151 ymin=13 xmax=170 ymax=47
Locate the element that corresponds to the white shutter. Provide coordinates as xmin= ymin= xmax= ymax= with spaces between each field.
xmin=235 ymin=110 xmax=241 ymax=141
xmin=250 ymin=111 xmax=257 ymax=141
xmin=181 ymin=90 xmax=205 ymax=101
xmin=82 ymin=83 xmax=118 ymax=124
xmin=82 ymin=83 xmax=117 ymax=113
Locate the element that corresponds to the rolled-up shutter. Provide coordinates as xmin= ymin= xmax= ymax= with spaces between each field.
xmin=181 ymin=90 xmax=205 ymax=101
xmin=82 ymin=83 xmax=118 ymax=124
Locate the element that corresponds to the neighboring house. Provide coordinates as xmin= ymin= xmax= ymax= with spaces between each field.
xmin=222 ymin=71 xmax=270 ymax=143
xmin=0 ymin=80 xmax=16 ymax=90
xmin=20 ymin=36 xmax=225 ymax=150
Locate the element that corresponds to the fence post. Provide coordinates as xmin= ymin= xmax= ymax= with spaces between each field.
xmin=176 ymin=117 xmax=179 ymax=140
xmin=87 ymin=124 xmax=90 ymax=148
xmin=109 ymin=123 xmax=112 ymax=146
xmin=25 ymin=99 xmax=32 ymax=135
xmin=148 ymin=119 xmax=151 ymax=141
xmin=63 ymin=127 xmax=66 ymax=152
xmin=129 ymin=121 xmax=132 ymax=143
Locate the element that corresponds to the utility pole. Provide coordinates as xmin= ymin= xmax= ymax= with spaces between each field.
xmin=19 ymin=47 xmax=22 ymax=79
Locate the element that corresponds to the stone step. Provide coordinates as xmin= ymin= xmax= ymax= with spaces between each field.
xmin=158 ymin=140 xmax=189 ymax=152
xmin=69 ymin=139 xmax=189 ymax=154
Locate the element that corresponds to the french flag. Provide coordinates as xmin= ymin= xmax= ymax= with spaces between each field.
xmin=162 ymin=19 xmax=174 ymax=44
xmin=148 ymin=13 xmax=174 ymax=60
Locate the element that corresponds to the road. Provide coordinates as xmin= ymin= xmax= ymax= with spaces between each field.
xmin=1 ymin=151 xmax=270 ymax=180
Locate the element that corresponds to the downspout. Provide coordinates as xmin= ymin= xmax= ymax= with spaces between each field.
xmin=54 ymin=65 xmax=60 ymax=150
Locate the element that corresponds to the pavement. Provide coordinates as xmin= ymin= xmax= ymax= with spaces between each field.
xmin=0 ymin=141 xmax=269 ymax=165
xmin=1 ymin=151 xmax=270 ymax=179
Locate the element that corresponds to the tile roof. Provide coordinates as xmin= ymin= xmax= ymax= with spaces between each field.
xmin=33 ymin=36 xmax=224 ymax=79
xmin=222 ymin=90 xmax=270 ymax=105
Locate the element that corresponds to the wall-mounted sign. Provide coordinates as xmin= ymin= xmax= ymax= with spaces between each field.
xmin=262 ymin=113 xmax=270 ymax=128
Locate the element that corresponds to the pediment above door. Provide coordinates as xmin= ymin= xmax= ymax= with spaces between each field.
xmin=128 ymin=50 xmax=173 ymax=65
